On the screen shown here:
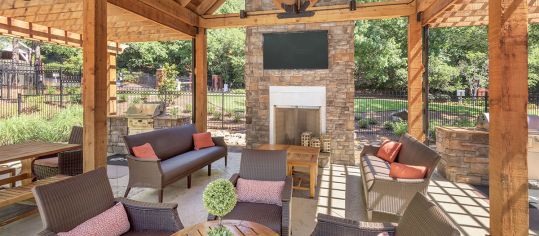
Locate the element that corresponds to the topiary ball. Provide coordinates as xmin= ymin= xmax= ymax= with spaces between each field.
xmin=203 ymin=179 xmax=237 ymax=217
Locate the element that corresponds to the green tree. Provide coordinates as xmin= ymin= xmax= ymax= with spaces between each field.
xmin=355 ymin=18 xmax=408 ymax=90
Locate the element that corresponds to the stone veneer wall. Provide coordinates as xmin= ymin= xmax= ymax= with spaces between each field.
xmin=436 ymin=127 xmax=489 ymax=185
xmin=244 ymin=0 xmax=356 ymax=165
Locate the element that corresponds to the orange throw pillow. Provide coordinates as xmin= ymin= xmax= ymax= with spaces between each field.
xmin=389 ymin=162 xmax=427 ymax=179
xmin=132 ymin=143 xmax=158 ymax=159
xmin=193 ymin=132 xmax=215 ymax=150
xmin=375 ymin=140 xmax=402 ymax=163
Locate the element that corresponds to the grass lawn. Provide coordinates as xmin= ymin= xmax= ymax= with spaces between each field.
xmin=207 ymin=93 xmax=245 ymax=112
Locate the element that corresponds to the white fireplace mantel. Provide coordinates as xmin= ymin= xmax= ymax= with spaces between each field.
xmin=269 ymin=86 xmax=326 ymax=144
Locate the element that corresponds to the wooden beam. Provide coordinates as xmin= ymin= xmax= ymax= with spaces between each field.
xmin=108 ymin=52 xmax=117 ymax=116
xmin=488 ymin=0 xmax=529 ymax=235
xmin=417 ymin=0 xmax=437 ymax=12
xmin=199 ymin=0 xmax=416 ymax=28
xmin=421 ymin=0 xmax=459 ymax=25
xmin=407 ymin=14 xmax=425 ymax=141
xmin=205 ymin=0 xmax=227 ymax=15
xmin=138 ymin=0 xmax=198 ymax=26
xmin=196 ymin=0 xmax=220 ymax=15
xmin=107 ymin=0 xmax=196 ymax=36
xmin=82 ymin=0 xmax=108 ymax=172
xmin=195 ymin=28 xmax=208 ymax=132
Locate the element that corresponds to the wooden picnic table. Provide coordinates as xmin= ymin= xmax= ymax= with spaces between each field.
xmin=0 ymin=141 xmax=81 ymax=185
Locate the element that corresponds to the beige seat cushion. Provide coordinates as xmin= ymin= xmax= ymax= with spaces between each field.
xmin=360 ymin=155 xmax=391 ymax=190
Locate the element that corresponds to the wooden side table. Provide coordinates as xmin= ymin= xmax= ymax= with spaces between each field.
xmin=172 ymin=220 xmax=278 ymax=236
xmin=258 ymin=144 xmax=320 ymax=198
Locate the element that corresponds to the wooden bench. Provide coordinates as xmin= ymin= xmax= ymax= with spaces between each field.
xmin=0 ymin=175 xmax=70 ymax=208
xmin=0 ymin=166 xmax=17 ymax=188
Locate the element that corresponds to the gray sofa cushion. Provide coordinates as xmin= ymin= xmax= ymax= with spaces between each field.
xmin=360 ymin=155 xmax=391 ymax=191
xmin=161 ymin=146 xmax=226 ymax=183
xmin=221 ymin=202 xmax=282 ymax=234
xmin=124 ymin=124 xmax=197 ymax=160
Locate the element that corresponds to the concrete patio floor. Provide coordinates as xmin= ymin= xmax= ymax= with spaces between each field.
xmin=1 ymin=149 xmax=538 ymax=236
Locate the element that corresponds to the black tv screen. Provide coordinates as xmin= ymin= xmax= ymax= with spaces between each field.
xmin=263 ymin=31 xmax=328 ymax=70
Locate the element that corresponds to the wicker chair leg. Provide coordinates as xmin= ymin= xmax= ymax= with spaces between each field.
xmin=225 ymin=155 xmax=227 ymax=166
xmin=158 ymin=189 xmax=164 ymax=203
xmin=124 ymin=187 xmax=131 ymax=198
xmin=367 ymin=210 xmax=373 ymax=221
xmin=208 ymin=164 xmax=211 ymax=176
xmin=187 ymin=175 xmax=191 ymax=189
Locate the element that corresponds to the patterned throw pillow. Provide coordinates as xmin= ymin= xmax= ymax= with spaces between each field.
xmin=193 ymin=132 xmax=216 ymax=150
xmin=236 ymin=178 xmax=285 ymax=206
xmin=389 ymin=162 xmax=427 ymax=179
xmin=375 ymin=140 xmax=402 ymax=163
xmin=132 ymin=143 xmax=158 ymax=159
xmin=57 ymin=202 xmax=130 ymax=236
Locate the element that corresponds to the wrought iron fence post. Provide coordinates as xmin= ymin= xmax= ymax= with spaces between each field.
xmin=17 ymin=93 xmax=22 ymax=116
xmin=221 ymin=90 xmax=225 ymax=129
xmin=59 ymin=72 xmax=64 ymax=107
xmin=484 ymin=94 xmax=488 ymax=113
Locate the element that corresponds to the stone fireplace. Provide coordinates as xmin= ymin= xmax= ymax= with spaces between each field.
xmin=244 ymin=0 xmax=356 ymax=164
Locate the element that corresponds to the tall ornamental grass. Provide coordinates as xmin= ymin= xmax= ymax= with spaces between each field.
xmin=0 ymin=106 xmax=83 ymax=145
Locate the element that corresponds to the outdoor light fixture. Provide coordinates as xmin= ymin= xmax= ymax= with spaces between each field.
xmin=274 ymin=0 xmax=317 ymax=18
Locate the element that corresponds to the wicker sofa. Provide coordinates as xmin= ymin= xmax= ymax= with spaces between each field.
xmin=123 ymin=124 xmax=227 ymax=202
xmin=208 ymin=149 xmax=293 ymax=236
xmin=360 ymin=134 xmax=441 ymax=219
xmin=32 ymin=168 xmax=184 ymax=236
xmin=311 ymin=192 xmax=460 ymax=236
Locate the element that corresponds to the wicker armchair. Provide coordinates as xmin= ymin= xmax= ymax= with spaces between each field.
xmin=360 ymin=134 xmax=441 ymax=219
xmin=32 ymin=168 xmax=183 ymax=236
xmin=312 ymin=192 xmax=460 ymax=236
xmin=32 ymin=126 xmax=83 ymax=179
xmin=208 ymin=149 xmax=293 ymax=236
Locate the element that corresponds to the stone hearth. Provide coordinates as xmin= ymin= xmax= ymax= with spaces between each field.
xmin=244 ymin=0 xmax=356 ymax=165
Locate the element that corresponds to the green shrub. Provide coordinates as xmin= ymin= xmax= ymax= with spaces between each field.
xmin=232 ymin=112 xmax=242 ymax=123
xmin=392 ymin=121 xmax=408 ymax=136
xmin=118 ymin=94 xmax=127 ymax=103
xmin=170 ymin=107 xmax=179 ymax=116
xmin=183 ymin=104 xmax=192 ymax=113
xmin=358 ymin=119 xmax=370 ymax=128
xmin=383 ymin=121 xmax=394 ymax=130
xmin=132 ymin=97 xmax=142 ymax=104
xmin=0 ymin=106 xmax=83 ymax=145
xmin=46 ymin=86 xmax=57 ymax=95
xmin=367 ymin=118 xmax=378 ymax=125
xmin=211 ymin=111 xmax=223 ymax=120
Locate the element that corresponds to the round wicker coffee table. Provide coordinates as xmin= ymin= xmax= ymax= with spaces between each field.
xmin=172 ymin=220 xmax=278 ymax=236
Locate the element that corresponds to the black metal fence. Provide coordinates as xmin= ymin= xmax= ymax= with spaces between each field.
xmin=354 ymin=91 xmax=539 ymax=139
xmin=116 ymin=89 xmax=246 ymax=131
xmin=0 ymin=93 xmax=82 ymax=119
xmin=0 ymin=61 xmax=82 ymax=100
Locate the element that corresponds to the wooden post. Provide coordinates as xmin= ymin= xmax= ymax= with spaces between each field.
xmin=407 ymin=14 xmax=425 ymax=141
xmin=108 ymin=52 xmax=117 ymax=116
xmin=82 ymin=0 xmax=108 ymax=172
xmin=195 ymin=28 xmax=208 ymax=132
xmin=488 ymin=0 xmax=529 ymax=235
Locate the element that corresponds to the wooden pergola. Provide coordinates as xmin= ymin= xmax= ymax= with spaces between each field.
xmin=0 ymin=0 xmax=530 ymax=235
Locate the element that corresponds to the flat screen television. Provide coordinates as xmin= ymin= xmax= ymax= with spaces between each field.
xmin=263 ymin=31 xmax=328 ymax=70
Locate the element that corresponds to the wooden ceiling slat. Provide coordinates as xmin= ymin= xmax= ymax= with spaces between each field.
xmin=108 ymin=0 xmax=196 ymax=36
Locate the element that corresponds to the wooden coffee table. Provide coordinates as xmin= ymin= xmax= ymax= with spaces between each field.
xmin=172 ymin=220 xmax=278 ymax=236
xmin=258 ymin=144 xmax=319 ymax=198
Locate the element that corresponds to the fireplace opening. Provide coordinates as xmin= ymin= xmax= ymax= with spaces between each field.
xmin=274 ymin=106 xmax=320 ymax=145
